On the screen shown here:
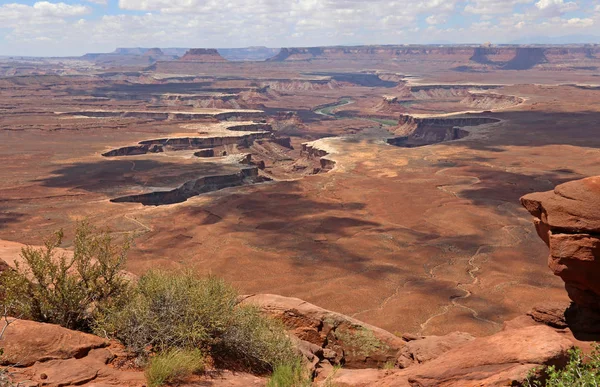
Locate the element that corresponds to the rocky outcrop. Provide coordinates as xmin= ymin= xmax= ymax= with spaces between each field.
xmin=180 ymin=48 xmax=227 ymax=62
xmin=461 ymin=92 xmax=524 ymax=110
xmin=521 ymin=176 xmax=600 ymax=321
xmin=387 ymin=114 xmax=498 ymax=147
xmin=240 ymin=294 xmax=405 ymax=369
xmin=325 ymin=326 xmax=573 ymax=387
xmin=397 ymin=332 xmax=475 ymax=369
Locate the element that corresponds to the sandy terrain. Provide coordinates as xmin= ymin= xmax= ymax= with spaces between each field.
xmin=2 ymin=47 xmax=600 ymax=336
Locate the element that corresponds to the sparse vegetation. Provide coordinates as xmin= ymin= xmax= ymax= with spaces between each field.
xmin=0 ymin=222 xmax=131 ymax=331
xmin=96 ymin=269 xmax=301 ymax=373
xmin=266 ymin=358 xmax=311 ymax=387
xmin=335 ymin=325 xmax=388 ymax=357
xmin=525 ymin=344 xmax=600 ymax=386
xmin=145 ymin=348 xmax=205 ymax=387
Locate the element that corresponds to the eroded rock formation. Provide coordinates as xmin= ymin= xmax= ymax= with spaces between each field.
xmin=241 ymin=294 xmax=405 ymax=369
xmin=387 ymin=114 xmax=499 ymax=147
xmin=521 ymin=177 xmax=600 ymax=321
xmin=111 ymin=167 xmax=269 ymax=206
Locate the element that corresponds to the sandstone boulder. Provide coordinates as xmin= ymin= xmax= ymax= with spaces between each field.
xmin=240 ymin=294 xmax=405 ymax=369
xmin=527 ymin=302 xmax=570 ymax=329
xmin=0 ymin=319 xmax=108 ymax=367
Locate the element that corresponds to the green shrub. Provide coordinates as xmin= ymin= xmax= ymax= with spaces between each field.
xmin=96 ymin=270 xmax=301 ymax=373
xmin=145 ymin=348 xmax=204 ymax=387
xmin=1 ymin=222 xmax=130 ymax=331
xmin=217 ymin=304 xmax=298 ymax=372
xmin=95 ymin=270 xmax=238 ymax=355
xmin=525 ymin=343 xmax=600 ymax=386
xmin=266 ymin=358 xmax=311 ymax=387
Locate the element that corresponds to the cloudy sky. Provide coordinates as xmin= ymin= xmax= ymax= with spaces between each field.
xmin=0 ymin=0 xmax=598 ymax=56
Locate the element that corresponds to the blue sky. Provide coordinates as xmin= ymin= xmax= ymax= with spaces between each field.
xmin=0 ymin=0 xmax=598 ymax=56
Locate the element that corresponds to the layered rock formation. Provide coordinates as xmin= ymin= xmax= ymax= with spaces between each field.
xmin=180 ymin=48 xmax=227 ymax=62
xmin=521 ymin=177 xmax=600 ymax=324
xmin=267 ymin=45 xmax=600 ymax=67
xmin=387 ymin=114 xmax=499 ymax=147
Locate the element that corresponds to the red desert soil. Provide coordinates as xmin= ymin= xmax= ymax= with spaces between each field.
xmin=1 ymin=48 xmax=600 ymax=338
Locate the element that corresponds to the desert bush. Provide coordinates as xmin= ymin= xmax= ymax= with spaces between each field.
xmin=266 ymin=358 xmax=311 ymax=387
xmin=525 ymin=344 xmax=600 ymax=386
xmin=0 ymin=222 xmax=130 ymax=331
xmin=95 ymin=270 xmax=300 ymax=373
xmin=95 ymin=270 xmax=239 ymax=355
xmin=145 ymin=348 xmax=204 ymax=387
xmin=217 ymin=304 xmax=298 ymax=372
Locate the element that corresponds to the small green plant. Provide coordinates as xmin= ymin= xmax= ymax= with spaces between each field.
xmin=382 ymin=361 xmax=396 ymax=370
xmin=145 ymin=348 xmax=204 ymax=387
xmin=335 ymin=326 xmax=388 ymax=357
xmin=266 ymin=358 xmax=311 ymax=387
xmin=525 ymin=344 xmax=600 ymax=386
xmin=1 ymin=222 xmax=130 ymax=331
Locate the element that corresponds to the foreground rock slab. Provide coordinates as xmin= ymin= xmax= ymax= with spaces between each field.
xmin=326 ymin=325 xmax=573 ymax=387
xmin=0 ymin=319 xmax=108 ymax=367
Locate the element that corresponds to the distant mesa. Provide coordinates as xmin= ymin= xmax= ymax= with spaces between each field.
xmin=143 ymin=48 xmax=164 ymax=57
xmin=503 ymin=47 xmax=548 ymax=70
xmin=180 ymin=48 xmax=227 ymax=62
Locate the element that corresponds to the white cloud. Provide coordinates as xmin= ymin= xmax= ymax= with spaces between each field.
xmin=0 ymin=0 xmax=598 ymax=56
xmin=565 ymin=17 xmax=594 ymax=27
xmin=535 ymin=0 xmax=578 ymax=16
xmin=0 ymin=1 xmax=90 ymax=27
xmin=426 ymin=14 xmax=447 ymax=25
xmin=464 ymin=0 xmax=533 ymax=15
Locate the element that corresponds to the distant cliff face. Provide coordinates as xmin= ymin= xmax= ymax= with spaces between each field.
xmin=267 ymin=45 xmax=600 ymax=70
xmin=180 ymin=48 xmax=227 ymax=62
